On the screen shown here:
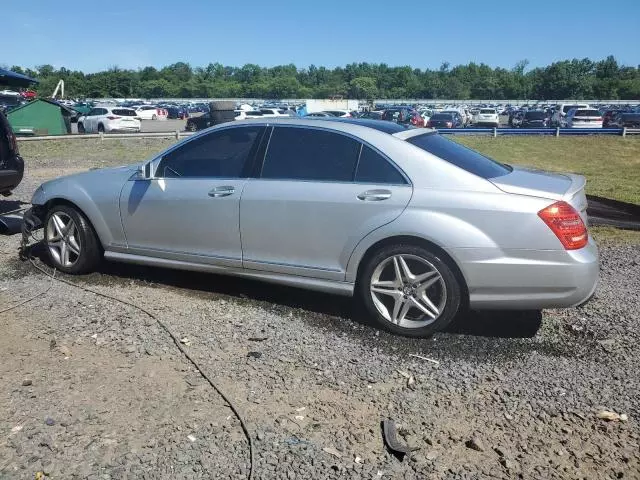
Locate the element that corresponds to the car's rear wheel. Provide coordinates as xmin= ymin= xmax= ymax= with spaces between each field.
xmin=44 ymin=205 xmax=101 ymax=274
xmin=77 ymin=123 xmax=85 ymax=134
xmin=151 ymin=114 xmax=157 ymax=120
xmin=359 ymin=244 xmax=461 ymax=337
xmin=97 ymin=124 xmax=105 ymax=133
xmin=186 ymin=122 xmax=197 ymax=132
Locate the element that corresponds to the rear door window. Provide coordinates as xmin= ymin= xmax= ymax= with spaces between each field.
xmin=407 ymin=133 xmax=511 ymax=179
xmin=261 ymin=127 xmax=360 ymax=182
xmin=355 ymin=145 xmax=407 ymax=185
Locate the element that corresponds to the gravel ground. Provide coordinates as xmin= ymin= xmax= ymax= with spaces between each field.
xmin=1 ymin=140 xmax=639 ymax=479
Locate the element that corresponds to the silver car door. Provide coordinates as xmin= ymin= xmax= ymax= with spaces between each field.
xmin=240 ymin=126 xmax=412 ymax=281
xmin=119 ymin=125 xmax=265 ymax=267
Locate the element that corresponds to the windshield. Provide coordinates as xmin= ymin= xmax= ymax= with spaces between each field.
xmin=407 ymin=133 xmax=511 ymax=179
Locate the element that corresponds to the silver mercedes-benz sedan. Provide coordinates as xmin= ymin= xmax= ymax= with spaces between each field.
xmin=26 ymin=118 xmax=599 ymax=337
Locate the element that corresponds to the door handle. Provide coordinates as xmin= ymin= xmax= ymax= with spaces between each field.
xmin=208 ymin=186 xmax=235 ymax=198
xmin=357 ymin=189 xmax=392 ymax=201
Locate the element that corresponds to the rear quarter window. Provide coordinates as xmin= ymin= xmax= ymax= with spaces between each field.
xmin=407 ymin=133 xmax=511 ymax=179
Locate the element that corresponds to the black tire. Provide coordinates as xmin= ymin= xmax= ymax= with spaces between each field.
xmin=97 ymin=123 xmax=105 ymax=133
xmin=77 ymin=123 xmax=85 ymax=134
xmin=358 ymin=244 xmax=462 ymax=337
xmin=44 ymin=204 xmax=102 ymax=274
xmin=151 ymin=114 xmax=157 ymax=120
xmin=186 ymin=122 xmax=197 ymax=132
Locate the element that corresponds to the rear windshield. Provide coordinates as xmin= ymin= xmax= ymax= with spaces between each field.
xmin=407 ymin=133 xmax=511 ymax=179
xmin=525 ymin=111 xmax=546 ymax=119
xmin=563 ymin=105 xmax=586 ymax=113
xmin=430 ymin=113 xmax=453 ymax=120
xmin=479 ymin=109 xmax=496 ymax=114
xmin=112 ymin=109 xmax=136 ymax=116
xmin=575 ymin=109 xmax=600 ymax=117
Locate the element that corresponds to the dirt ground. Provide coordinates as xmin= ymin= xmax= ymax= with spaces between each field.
xmin=1 ymin=139 xmax=639 ymax=479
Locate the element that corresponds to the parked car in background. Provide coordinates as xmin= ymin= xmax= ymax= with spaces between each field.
xmin=0 ymin=109 xmax=24 ymax=196
xmin=426 ymin=112 xmax=463 ymax=128
xmin=134 ymin=105 xmax=168 ymax=120
xmin=162 ymin=105 xmax=189 ymax=120
xmin=358 ymin=111 xmax=384 ymax=120
xmin=473 ymin=108 xmax=500 ymax=127
xmin=564 ymin=108 xmax=603 ymax=128
xmin=609 ymin=112 xmax=640 ymax=128
xmin=0 ymin=94 xmax=24 ymax=114
xmin=304 ymin=112 xmax=336 ymax=118
xmin=382 ymin=108 xmax=424 ymax=127
xmin=186 ymin=113 xmax=213 ymax=131
xmin=322 ymin=110 xmax=353 ymax=118
xmin=520 ymin=110 xmax=550 ymax=128
xmin=25 ymin=118 xmax=599 ymax=338
xmin=77 ymin=107 xmax=141 ymax=134
xmin=235 ymin=110 xmax=265 ymax=120
xmin=259 ymin=108 xmax=288 ymax=117
xmin=602 ymin=109 xmax=626 ymax=128
xmin=552 ymin=103 xmax=590 ymax=127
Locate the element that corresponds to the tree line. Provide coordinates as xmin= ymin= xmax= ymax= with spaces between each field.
xmin=7 ymin=56 xmax=640 ymax=100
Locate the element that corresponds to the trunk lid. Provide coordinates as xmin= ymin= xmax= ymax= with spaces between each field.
xmin=490 ymin=166 xmax=588 ymax=223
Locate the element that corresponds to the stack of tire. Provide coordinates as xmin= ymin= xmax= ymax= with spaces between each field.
xmin=209 ymin=101 xmax=236 ymax=126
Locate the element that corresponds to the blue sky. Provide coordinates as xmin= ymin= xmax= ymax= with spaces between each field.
xmin=4 ymin=0 xmax=639 ymax=72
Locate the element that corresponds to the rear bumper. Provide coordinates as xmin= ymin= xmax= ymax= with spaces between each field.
xmin=447 ymin=238 xmax=599 ymax=310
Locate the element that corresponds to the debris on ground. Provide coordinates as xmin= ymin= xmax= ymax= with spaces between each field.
xmin=597 ymin=410 xmax=629 ymax=422
xmin=247 ymin=351 xmax=262 ymax=359
xmin=382 ymin=419 xmax=418 ymax=459
xmin=409 ymin=354 xmax=440 ymax=365
xmin=322 ymin=446 xmax=342 ymax=458
xmin=465 ymin=436 xmax=485 ymax=452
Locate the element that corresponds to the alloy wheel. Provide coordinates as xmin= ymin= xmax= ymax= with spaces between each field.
xmin=369 ymin=254 xmax=446 ymax=328
xmin=47 ymin=212 xmax=81 ymax=267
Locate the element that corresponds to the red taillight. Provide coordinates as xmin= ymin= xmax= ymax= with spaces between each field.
xmin=106 ymin=115 xmax=121 ymax=120
xmin=538 ymin=201 xmax=588 ymax=250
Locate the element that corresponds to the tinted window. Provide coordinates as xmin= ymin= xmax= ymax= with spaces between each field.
xmin=112 ymin=109 xmax=136 ymax=116
xmin=430 ymin=113 xmax=453 ymax=120
xmin=480 ymin=109 xmax=496 ymax=114
xmin=407 ymin=133 xmax=511 ymax=179
xmin=575 ymin=109 xmax=600 ymax=117
xmin=563 ymin=105 xmax=585 ymax=113
xmin=356 ymin=145 xmax=407 ymax=185
xmin=157 ymin=126 xmax=262 ymax=178
xmin=262 ymin=127 xmax=360 ymax=182
xmin=525 ymin=111 xmax=546 ymax=119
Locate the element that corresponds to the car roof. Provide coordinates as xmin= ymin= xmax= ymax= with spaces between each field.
xmin=227 ymin=117 xmax=413 ymax=135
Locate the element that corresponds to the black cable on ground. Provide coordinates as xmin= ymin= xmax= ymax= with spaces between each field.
xmin=0 ymin=269 xmax=55 ymax=315
xmin=26 ymin=258 xmax=255 ymax=480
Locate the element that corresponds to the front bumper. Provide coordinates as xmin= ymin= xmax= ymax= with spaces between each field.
xmin=447 ymin=238 xmax=600 ymax=310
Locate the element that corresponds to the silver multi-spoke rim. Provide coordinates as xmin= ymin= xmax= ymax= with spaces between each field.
xmin=47 ymin=212 xmax=81 ymax=268
xmin=370 ymin=254 xmax=447 ymax=328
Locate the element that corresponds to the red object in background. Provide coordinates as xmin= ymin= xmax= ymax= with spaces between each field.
xmin=20 ymin=90 xmax=37 ymax=100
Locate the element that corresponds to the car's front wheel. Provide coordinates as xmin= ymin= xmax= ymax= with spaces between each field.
xmin=186 ymin=122 xmax=197 ymax=132
xmin=359 ymin=244 xmax=461 ymax=337
xmin=77 ymin=123 xmax=85 ymax=134
xmin=44 ymin=205 xmax=102 ymax=274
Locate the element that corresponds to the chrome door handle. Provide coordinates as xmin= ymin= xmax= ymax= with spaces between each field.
xmin=208 ymin=186 xmax=235 ymax=197
xmin=357 ymin=189 xmax=392 ymax=201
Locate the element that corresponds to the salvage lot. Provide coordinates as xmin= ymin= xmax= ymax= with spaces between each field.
xmin=1 ymin=138 xmax=639 ymax=479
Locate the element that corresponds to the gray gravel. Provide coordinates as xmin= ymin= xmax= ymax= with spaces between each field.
xmin=1 ymin=141 xmax=639 ymax=479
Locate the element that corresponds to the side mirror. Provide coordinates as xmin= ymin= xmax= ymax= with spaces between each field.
xmin=135 ymin=163 xmax=152 ymax=180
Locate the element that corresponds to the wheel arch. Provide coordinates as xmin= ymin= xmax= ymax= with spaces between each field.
xmin=353 ymin=235 xmax=469 ymax=307
xmin=40 ymin=197 xmax=108 ymax=249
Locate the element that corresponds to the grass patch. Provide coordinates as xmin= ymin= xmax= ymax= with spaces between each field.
xmin=590 ymin=226 xmax=640 ymax=245
xmin=455 ymin=136 xmax=640 ymax=205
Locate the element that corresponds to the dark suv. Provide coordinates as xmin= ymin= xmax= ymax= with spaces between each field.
xmin=0 ymin=110 xmax=24 ymax=196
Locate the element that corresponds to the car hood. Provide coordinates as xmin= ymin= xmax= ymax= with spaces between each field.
xmin=489 ymin=165 xmax=585 ymax=201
